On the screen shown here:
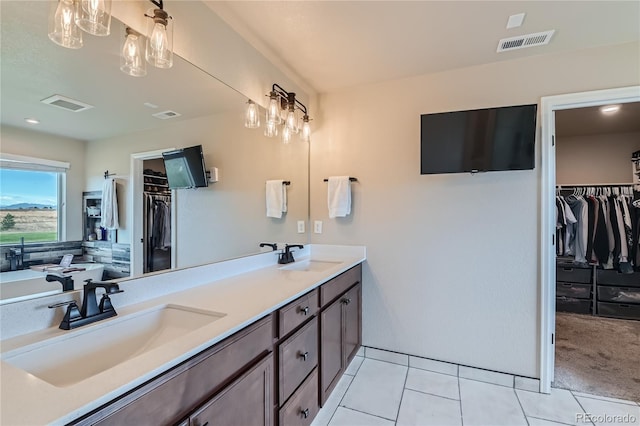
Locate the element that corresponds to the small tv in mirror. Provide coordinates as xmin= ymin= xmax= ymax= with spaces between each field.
xmin=162 ymin=145 xmax=209 ymax=189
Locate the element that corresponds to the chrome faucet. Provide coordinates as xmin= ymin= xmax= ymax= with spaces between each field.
xmin=52 ymin=279 xmax=124 ymax=330
xmin=46 ymin=274 xmax=74 ymax=292
xmin=278 ymin=244 xmax=304 ymax=264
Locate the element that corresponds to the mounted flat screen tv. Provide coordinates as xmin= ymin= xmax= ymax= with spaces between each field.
xmin=420 ymin=104 xmax=537 ymax=174
xmin=162 ymin=145 xmax=209 ymax=189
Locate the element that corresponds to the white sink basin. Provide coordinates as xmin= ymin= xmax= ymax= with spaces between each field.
xmin=2 ymin=304 xmax=226 ymax=387
xmin=279 ymin=259 xmax=341 ymax=272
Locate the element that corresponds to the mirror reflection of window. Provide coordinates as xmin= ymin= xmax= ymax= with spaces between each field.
xmin=164 ymin=157 xmax=195 ymax=189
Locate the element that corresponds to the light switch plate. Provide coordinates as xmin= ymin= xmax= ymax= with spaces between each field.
xmin=314 ymin=220 xmax=323 ymax=234
xmin=297 ymin=220 xmax=305 ymax=233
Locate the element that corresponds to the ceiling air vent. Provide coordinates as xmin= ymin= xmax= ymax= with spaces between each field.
xmin=497 ymin=30 xmax=555 ymax=53
xmin=41 ymin=95 xmax=94 ymax=112
xmin=152 ymin=110 xmax=182 ymax=120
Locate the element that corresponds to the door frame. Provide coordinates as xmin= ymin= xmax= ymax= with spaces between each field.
xmin=539 ymin=85 xmax=640 ymax=393
xmin=130 ymin=148 xmax=176 ymax=277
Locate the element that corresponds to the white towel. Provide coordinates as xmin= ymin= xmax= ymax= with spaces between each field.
xmin=327 ymin=176 xmax=351 ymax=218
xmin=266 ymin=180 xmax=287 ymax=218
xmin=101 ymin=178 xmax=119 ymax=229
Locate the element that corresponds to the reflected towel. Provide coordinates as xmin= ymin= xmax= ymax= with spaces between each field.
xmin=266 ymin=180 xmax=287 ymax=218
xmin=101 ymin=178 xmax=119 ymax=229
xmin=328 ymin=176 xmax=351 ymax=218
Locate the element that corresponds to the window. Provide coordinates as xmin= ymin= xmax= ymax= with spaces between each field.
xmin=0 ymin=155 xmax=68 ymax=244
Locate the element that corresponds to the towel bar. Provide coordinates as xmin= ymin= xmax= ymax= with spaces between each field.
xmin=323 ymin=177 xmax=357 ymax=182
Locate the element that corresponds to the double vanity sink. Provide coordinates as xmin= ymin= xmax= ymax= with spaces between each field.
xmin=0 ymin=246 xmax=366 ymax=425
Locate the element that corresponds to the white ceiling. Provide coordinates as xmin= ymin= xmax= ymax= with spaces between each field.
xmin=556 ymin=102 xmax=640 ymax=137
xmin=206 ymin=1 xmax=640 ymax=94
xmin=0 ymin=1 xmax=243 ymax=142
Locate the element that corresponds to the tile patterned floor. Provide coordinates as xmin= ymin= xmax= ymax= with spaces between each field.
xmin=312 ymin=357 xmax=640 ymax=426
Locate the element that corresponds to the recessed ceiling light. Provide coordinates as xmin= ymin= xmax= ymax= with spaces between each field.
xmin=600 ymin=105 xmax=620 ymax=114
xmin=144 ymin=102 xmax=159 ymax=109
xmin=24 ymin=118 xmax=40 ymax=125
xmin=506 ymin=13 xmax=526 ymax=29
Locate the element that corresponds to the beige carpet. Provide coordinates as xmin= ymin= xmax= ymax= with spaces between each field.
xmin=554 ymin=313 xmax=640 ymax=402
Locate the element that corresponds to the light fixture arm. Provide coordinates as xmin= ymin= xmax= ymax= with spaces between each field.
xmin=148 ymin=0 xmax=164 ymax=10
xmin=271 ymin=83 xmax=308 ymax=115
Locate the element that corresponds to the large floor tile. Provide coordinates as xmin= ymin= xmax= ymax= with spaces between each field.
xmin=516 ymin=388 xmax=586 ymax=425
xmin=459 ymin=378 xmax=527 ymax=426
xmin=409 ymin=356 xmax=458 ymax=376
xmin=405 ymin=368 xmax=460 ymax=400
xmin=397 ymin=389 xmax=462 ymax=426
xmin=328 ymin=407 xmax=394 ymax=426
xmin=574 ymin=396 xmax=640 ymax=426
xmin=527 ymin=417 xmax=575 ymax=426
xmin=340 ymin=358 xmax=407 ymax=421
xmin=345 ymin=356 xmax=364 ymax=376
xmin=312 ymin=374 xmax=354 ymax=426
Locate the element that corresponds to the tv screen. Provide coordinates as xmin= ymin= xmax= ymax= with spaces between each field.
xmin=420 ymin=104 xmax=537 ymax=174
xmin=162 ymin=145 xmax=209 ymax=189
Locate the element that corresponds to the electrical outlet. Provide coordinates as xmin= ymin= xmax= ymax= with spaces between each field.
xmin=314 ymin=220 xmax=323 ymax=234
xmin=297 ymin=220 xmax=305 ymax=233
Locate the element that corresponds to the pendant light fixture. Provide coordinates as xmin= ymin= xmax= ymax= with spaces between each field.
xmin=145 ymin=0 xmax=174 ymax=69
xmin=48 ymin=0 xmax=83 ymax=49
xmin=75 ymin=0 xmax=112 ymax=36
xmin=120 ymin=27 xmax=147 ymax=77
xmin=245 ymin=84 xmax=311 ymax=143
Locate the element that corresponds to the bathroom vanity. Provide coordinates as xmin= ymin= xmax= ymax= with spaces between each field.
xmin=0 ymin=245 xmax=365 ymax=426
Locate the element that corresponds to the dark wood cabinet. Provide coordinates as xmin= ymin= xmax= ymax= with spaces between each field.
xmin=189 ymin=353 xmax=274 ymax=426
xmin=319 ymin=265 xmax=362 ymax=406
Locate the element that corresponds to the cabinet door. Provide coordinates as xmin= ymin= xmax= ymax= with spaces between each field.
xmin=190 ymin=353 xmax=274 ymax=426
xmin=320 ymin=298 xmax=343 ymax=406
xmin=342 ymin=283 xmax=361 ymax=364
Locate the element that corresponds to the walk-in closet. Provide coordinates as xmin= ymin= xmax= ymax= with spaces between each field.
xmin=143 ymin=158 xmax=172 ymax=274
xmin=553 ymin=102 xmax=640 ymax=402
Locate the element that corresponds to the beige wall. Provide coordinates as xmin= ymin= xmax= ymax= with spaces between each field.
xmin=556 ymin=132 xmax=640 ymax=185
xmin=310 ymin=42 xmax=640 ymax=377
xmin=0 ymin=125 xmax=86 ymax=241
xmin=85 ymin=111 xmax=308 ymax=269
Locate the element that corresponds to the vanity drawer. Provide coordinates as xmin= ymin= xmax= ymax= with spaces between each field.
xmin=556 ymin=265 xmax=591 ymax=284
xmin=596 ymin=270 xmax=640 ymax=287
xmin=598 ymin=286 xmax=640 ymax=304
xmin=556 ymin=296 xmax=591 ymax=314
xmin=279 ymin=289 xmax=319 ymax=338
xmin=556 ymin=282 xmax=591 ymax=299
xmin=320 ymin=264 xmax=361 ymax=307
xmin=279 ymin=317 xmax=318 ymax=405
xmin=279 ymin=368 xmax=319 ymax=426
xmin=81 ymin=314 xmax=274 ymax=426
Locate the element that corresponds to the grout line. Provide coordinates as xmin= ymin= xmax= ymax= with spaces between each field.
xmin=570 ymin=390 xmax=596 ymax=426
xmin=458 ymin=373 xmax=464 ymax=426
xmin=527 ymin=415 xmax=575 ymax=426
xmin=403 ymin=387 xmax=461 ymax=402
xmin=513 ymin=387 xmax=530 ymax=426
xmin=339 ymin=406 xmax=398 ymax=423
xmin=569 ymin=391 xmax=639 ymax=407
xmin=394 ymin=363 xmax=410 ymax=422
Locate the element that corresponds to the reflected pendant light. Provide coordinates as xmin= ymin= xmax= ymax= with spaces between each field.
xmin=244 ymin=100 xmax=260 ymax=129
xmin=266 ymin=90 xmax=281 ymax=125
xmin=264 ymin=118 xmax=278 ymax=138
xmin=48 ymin=0 xmax=83 ymax=49
xmin=120 ymin=27 xmax=147 ymax=77
xmin=145 ymin=8 xmax=174 ymax=69
xmin=282 ymin=125 xmax=292 ymax=144
xmin=75 ymin=0 xmax=112 ymax=36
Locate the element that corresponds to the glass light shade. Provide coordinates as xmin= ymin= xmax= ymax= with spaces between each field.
xmin=266 ymin=93 xmax=281 ymax=124
xmin=244 ymin=100 xmax=260 ymax=129
xmin=285 ymin=109 xmax=298 ymax=134
xmin=75 ymin=0 xmax=111 ymax=36
xmin=264 ymin=118 xmax=278 ymax=138
xmin=301 ymin=116 xmax=311 ymax=143
xmin=145 ymin=9 xmax=173 ymax=69
xmin=120 ymin=29 xmax=146 ymax=77
xmin=48 ymin=0 xmax=83 ymax=49
xmin=281 ymin=125 xmax=292 ymax=144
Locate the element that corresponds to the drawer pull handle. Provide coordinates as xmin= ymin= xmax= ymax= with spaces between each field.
xmin=299 ymin=351 xmax=309 ymax=361
xmin=300 ymin=306 xmax=310 ymax=316
xmin=301 ymin=408 xmax=310 ymax=419
xmin=342 ymin=298 xmax=351 ymax=305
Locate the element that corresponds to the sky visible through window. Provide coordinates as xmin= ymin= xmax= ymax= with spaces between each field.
xmin=0 ymin=169 xmax=57 ymax=207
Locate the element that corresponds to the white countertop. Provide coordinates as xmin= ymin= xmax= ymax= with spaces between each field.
xmin=0 ymin=245 xmax=365 ymax=425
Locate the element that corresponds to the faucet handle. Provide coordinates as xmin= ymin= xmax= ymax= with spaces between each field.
xmin=48 ymin=300 xmax=78 ymax=309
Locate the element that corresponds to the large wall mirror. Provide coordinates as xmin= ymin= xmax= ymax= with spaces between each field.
xmin=0 ymin=1 xmax=309 ymax=305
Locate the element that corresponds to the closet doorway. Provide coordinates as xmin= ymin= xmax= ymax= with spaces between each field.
xmin=539 ymin=86 xmax=640 ymax=398
xmin=130 ymin=149 xmax=176 ymax=277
